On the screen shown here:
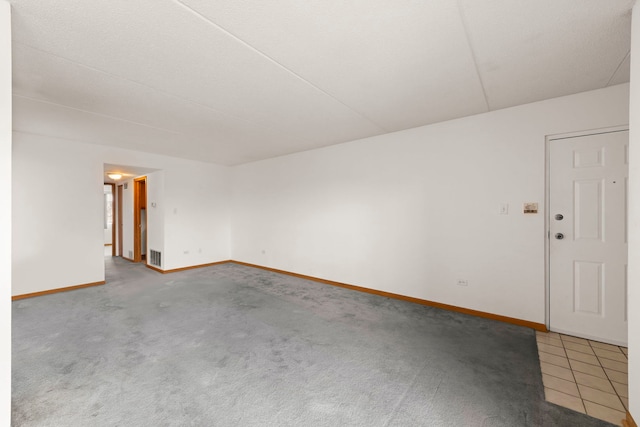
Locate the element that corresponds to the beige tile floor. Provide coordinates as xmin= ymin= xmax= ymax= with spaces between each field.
xmin=536 ymin=331 xmax=628 ymax=426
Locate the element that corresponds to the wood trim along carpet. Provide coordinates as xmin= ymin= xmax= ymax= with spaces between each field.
xmin=230 ymin=261 xmax=548 ymax=332
xmin=12 ymin=281 xmax=106 ymax=301
xmin=121 ymin=256 xmax=135 ymax=262
xmin=146 ymin=264 xmax=164 ymax=274
xmin=136 ymin=258 xmax=546 ymax=331
xmin=9 ymin=261 xmax=546 ymax=331
xmin=145 ymin=260 xmax=232 ymax=274
xmin=623 ymin=411 xmax=638 ymax=427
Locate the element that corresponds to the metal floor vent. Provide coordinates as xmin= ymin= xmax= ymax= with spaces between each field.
xmin=150 ymin=250 xmax=162 ymax=267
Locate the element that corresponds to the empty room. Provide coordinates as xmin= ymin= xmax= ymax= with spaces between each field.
xmin=3 ymin=0 xmax=640 ymax=426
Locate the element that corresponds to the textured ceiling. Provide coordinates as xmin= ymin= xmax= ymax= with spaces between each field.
xmin=10 ymin=0 xmax=634 ymax=166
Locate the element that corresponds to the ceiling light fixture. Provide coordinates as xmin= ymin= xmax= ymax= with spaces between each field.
xmin=107 ymin=173 xmax=122 ymax=180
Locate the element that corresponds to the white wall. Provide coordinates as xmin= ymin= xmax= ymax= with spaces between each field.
xmin=232 ymin=84 xmax=630 ymax=324
xmin=627 ymin=3 xmax=640 ymax=419
xmin=12 ymin=132 xmax=231 ymax=296
xmin=1 ymin=1 xmax=11 ymax=424
xmin=13 ymin=135 xmax=105 ymax=295
xmin=147 ymin=171 xmax=164 ymax=267
xmin=163 ymin=163 xmax=230 ymax=270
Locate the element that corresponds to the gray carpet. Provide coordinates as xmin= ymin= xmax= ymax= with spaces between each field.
xmin=12 ymin=258 xmax=615 ymax=426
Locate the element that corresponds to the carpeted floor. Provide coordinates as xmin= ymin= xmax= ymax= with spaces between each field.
xmin=12 ymin=258 xmax=616 ymax=426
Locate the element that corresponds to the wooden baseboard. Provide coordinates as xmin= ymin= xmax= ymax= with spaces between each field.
xmin=623 ymin=411 xmax=637 ymax=427
xmin=146 ymin=264 xmax=164 ymax=274
xmin=145 ymin=260 xmax=232 ymax=274
xmin=33 ymin=259 xmax=545 ymax=331
xmin=230 ymin=261 xmax=547 ymax=332
xmin=12 ymin=281 xmax=106 ymax=300
xmin=121 ymin=256 xmax=135 ymax=262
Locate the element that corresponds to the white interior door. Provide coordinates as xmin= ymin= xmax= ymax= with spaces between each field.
xmin=549 ymin=130 xmax=628 ymax=346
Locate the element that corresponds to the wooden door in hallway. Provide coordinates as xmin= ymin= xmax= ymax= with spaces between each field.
xmin=134 ymin=176 xmax=147 ymax=263
xmin=548 ymin=130 xmax=628 ymax=345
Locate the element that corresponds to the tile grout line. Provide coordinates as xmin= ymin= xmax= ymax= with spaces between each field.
xmin=585 ymin=338 xmax=625 ymax=414
xmin=539 ymin=338 xmax=586 ymax=413
xmin=536 ymin=337 xmax=565 ymax=348
xmin=537 ymin=332 xmax=629 ymax=422
xmin=564 ymin=337 xmax=588 ymax=414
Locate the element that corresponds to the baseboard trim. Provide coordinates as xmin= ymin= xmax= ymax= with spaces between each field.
xmin=623 ymin=411 xmax=637 ymax=427
xmin=94 ymin=257 xmax=547 ymax=331
xmin=12 ymin=281 xmax=106 ymax=301
xmin=146 ymin=264 xmax=164 ymax=274
xmin=145 ymin=260 xmax=232 ymax=274
xmin=121 ymin=256 xmax=135 ymax=262
xmin=230 ymin=261 xmax=547 ymax=332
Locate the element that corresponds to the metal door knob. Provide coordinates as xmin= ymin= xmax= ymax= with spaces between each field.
xmin=555 ymin=233 xmax=564 ymax=240
xmin=555 ymin=214 xmax=564 ymax=221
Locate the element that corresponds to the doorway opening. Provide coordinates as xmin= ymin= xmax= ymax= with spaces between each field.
xmin=104 ymin=163 xmax=159 ymax=264
xmin=103 ymin=184 xmax=115 ymax=256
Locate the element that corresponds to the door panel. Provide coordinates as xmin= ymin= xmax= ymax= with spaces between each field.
xmin=549 ymin=130 xmax=628 ymax=345
xmin=574 ymin=179 xmax=603 ymax=240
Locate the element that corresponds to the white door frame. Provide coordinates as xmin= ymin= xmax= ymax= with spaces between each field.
xmin=544 ymin=124 xmax=629 ymax=332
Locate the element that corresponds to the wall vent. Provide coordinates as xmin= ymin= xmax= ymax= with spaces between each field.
xmin=128 ymin=250 xmax=133 ymax=259
xmin=150 ymin=250 xmax=162 ymax=267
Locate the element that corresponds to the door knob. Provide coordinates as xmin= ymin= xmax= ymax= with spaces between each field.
xmin=555 ymin=214 xmax=564 ymax=220
xmin=555 ymin=233 xmax=564 ymax=240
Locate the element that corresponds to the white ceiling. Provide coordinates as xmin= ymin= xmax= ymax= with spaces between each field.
xmin=10 ymin=0 xmax=634 ymax=166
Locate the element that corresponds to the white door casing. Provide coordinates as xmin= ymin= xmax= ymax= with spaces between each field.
xmin=548 ymin=130 xmax=628 ymax=346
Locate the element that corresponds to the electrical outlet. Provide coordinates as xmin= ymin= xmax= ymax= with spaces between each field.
xmin=457 ymin=280 xmax=468 ymax=286
xmin=499 ymin=203 xmax=509 ymax=215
